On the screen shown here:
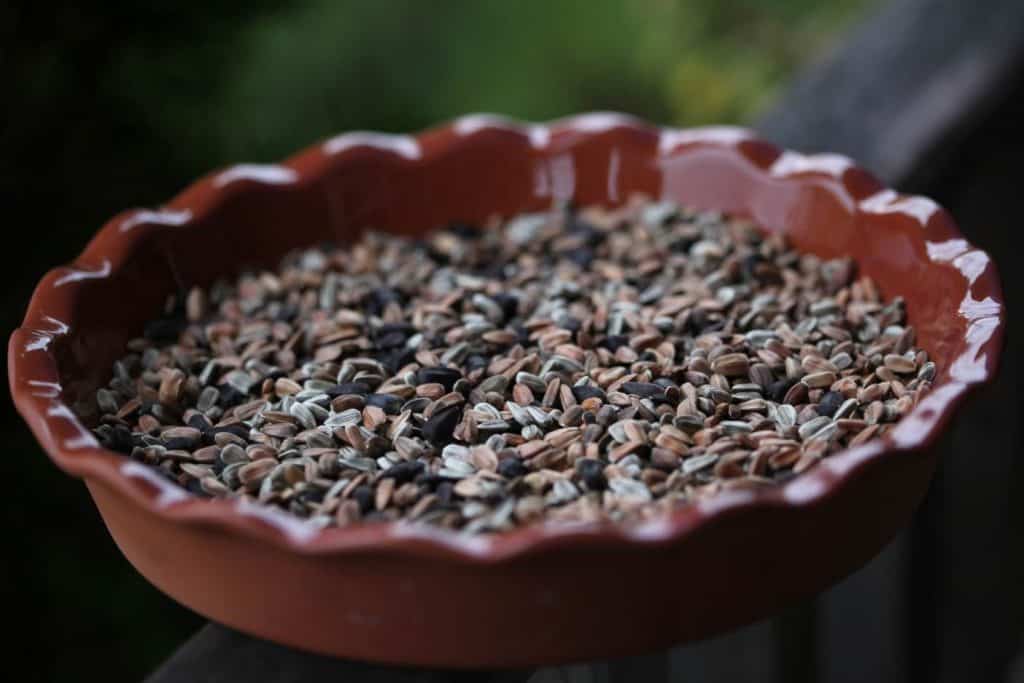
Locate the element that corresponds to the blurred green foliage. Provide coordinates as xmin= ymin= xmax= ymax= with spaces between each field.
xmin=211 ymin=0 xmax=871 ymax=162
xmin=3 ymin=1 xmax=870 ymax=680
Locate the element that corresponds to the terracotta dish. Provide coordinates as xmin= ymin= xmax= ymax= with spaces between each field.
xmin=8 ymin=114 xmax=1004 ymax=668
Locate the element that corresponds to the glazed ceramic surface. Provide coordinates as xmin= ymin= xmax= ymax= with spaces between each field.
xmin=8 ymin=114 xmax=1004 ymax=667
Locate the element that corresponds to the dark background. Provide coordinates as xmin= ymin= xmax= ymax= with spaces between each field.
xmin=3 ymin=1 xmax=1021 ymax=681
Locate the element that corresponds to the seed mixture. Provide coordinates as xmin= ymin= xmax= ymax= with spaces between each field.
xmin=90 ymin=197 xmax=935 ymax=533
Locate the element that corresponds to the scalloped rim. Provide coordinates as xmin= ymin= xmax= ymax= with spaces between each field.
xmin=8 ymin=112 xmax=1005 ymax=564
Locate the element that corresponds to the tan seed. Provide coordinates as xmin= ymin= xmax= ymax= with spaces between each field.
xmin=512 ymin=383 xmax=534 ymax=405
xmin=802 ymin=371 xmax=837 ymax=389
xmin=883 ymin=354 xmax=917 ymax=374
xmin=783 ymin=382 xmax=809 ymax=405
xmin=375 ymin=477 xmax=395 ymax=510
xmin=711 ymin=353 xmax=749 ymax=377
xmin=416 ymin=383 xmax=445 ymax=399
xmin=158 ymin=370 xmax=185 ymax=406
xmin=239 ymin=459 xmax=276 ymax=486
xmin=335 ymin=499 xmax=361 ymax=525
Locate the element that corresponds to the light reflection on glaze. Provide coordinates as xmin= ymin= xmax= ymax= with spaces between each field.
xmin=947 ymin=248 xmax=1004 ymax=383
xmin=948 ymin=315 xmax=1001 ymax=384
xmin=960 ymin=296 xmax=1002 ymax=323
xmin=323 ymin=132 xmax=421 ymax=160
xmin=952 ymin=249 xmax=991 ymax=285
xmin=626 ymin=517 xmax=678 ymax=541
xmin=234 ymin=497 xmax=320 ymax=543
xmin=388 ymin=521 xmax=494 ymax=556
xmin=658 ymin=126 xmax=753 ymax=155
xmin=549 ymin=154 xmax=575 ymax=202
xmin=54 ymin=259 xmax=112 ymax=287
xmin=814 ymin=443 xmax=880 ymax=480
xmin=532 ymin=163 xmax=550 ymax=197
xmin=46 ymin=403 xmax=98 ymax=450
xmin=528 ymin=126 xmax=551 ymax=149
xmin=27 ymin=380 xmax=61 ymax=398
xmin=24 ymin=315 xmax=69 ymax=352
xmin=770 ymin=151 xmax=855 ymax=179
xmin=452 ymin=114 xmax=552 ymax=150
xmin=121 ymin=461 xmax=190 ymax=506
xmin=453 ymin=113 xmax=649 ymax=150
xmin=780 ymin=443 xmax=884 ymax=505
xmin=923 ymin=244 xmax=1003 ymax=382
xmin=607 ymin=148 xmax=621 ymax=203
xmin=25 ymin=332 xmax=54 ymax=352
xmin=860 ymin=189 xmax=940 ymax=224
xmin=926 ymin=238 xmax=970 ymax=262
xmin=560 ymin=112 xmax=643 ymax=134
xmin=452 ymin=113 xmax=517 ymax=136
xmin=214 ymin=164 xmax=299 ymax=187
xmin=693 ymin=488 xmax=758 ymax=516
xmin=781 ymin=470 xmax=832 ymax=504
xmin=888 ymin=384 xmax=964 ymax=448
xmin=119 ymin=208 xmax=193 ymax=233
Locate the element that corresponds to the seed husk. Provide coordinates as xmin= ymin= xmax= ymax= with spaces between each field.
xmin=711 ymin=353 xmax=750 ymax=378
xmin=158 ymin=370 xmax=186 ymax=406
xmin=782 ymin=381 xmax=809 ymax=405
xmin=884 ymin=354 xmax=917 ymax=374
xmin=802 ymin=371 xmax=837 ymax=389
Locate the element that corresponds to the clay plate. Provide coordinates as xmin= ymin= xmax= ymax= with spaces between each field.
xmin=8 ymin=114 xmax=1004 ymax=668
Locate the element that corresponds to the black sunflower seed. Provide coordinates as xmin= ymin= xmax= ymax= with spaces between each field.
xmin=817 ymin=391 xmax=845 ymax=417
xmin=421 ymin=405 xmax=461 ymax=445
xmin=620 ymin=382 xmax=663 ymax=398
xmin=497 ymin=457 xmax=527 ymax=479
xmin=327 ymin=382 xmax=371 ymax=397
xmin=572 ymin=384 xmax=607 ymax=402
xmin=416 ymin=366 xmax=462 ymax=390
xmin=365 ymin=393 xmax=404 ymax=414
xmin=576 ymin=458 xmax=607 ymax=491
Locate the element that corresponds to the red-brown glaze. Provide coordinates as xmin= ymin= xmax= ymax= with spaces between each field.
xmin=8 ymin=113 xmax=1004 ymax=667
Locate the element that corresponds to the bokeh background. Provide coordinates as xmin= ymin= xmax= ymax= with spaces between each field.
xmin=5 ymin=1 xmax=1023 ymax=681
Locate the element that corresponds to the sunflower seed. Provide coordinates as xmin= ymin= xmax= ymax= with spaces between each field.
xmin=87 ymin=198 xmax=932 ymax=532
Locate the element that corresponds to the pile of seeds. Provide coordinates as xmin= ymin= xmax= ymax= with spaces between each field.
xmin=90 ymin=196 xmax=935 ymax=533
